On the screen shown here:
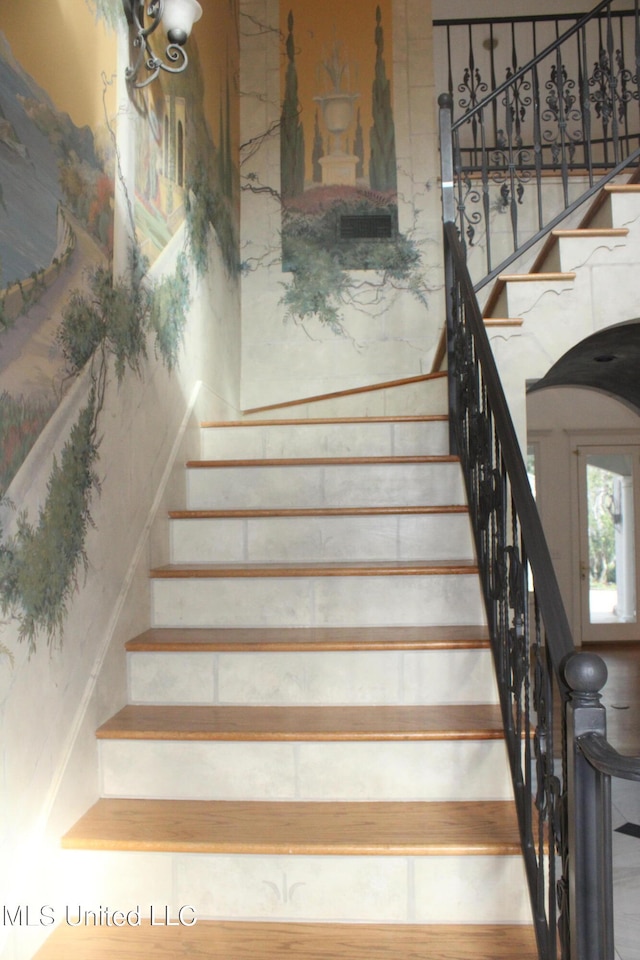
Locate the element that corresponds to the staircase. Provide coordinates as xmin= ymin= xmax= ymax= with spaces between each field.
xmin=479 ymin=182 xmax=640 ymax=447
xmin=35 ymin=375 xmax=536 ymax=959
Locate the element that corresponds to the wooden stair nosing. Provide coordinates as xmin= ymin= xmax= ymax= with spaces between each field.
xmin=242 ymin=372 xmax=447 ymax=417
xmin=186 ymin=454 xmax=460 ymax=469
xmin=201 ymin=414 xmax=450 ymax=428
xmin=168 ymin=505 xmax=469 ymax=520
xmin=495 ymin=271 xmax=576 ymax=283
xmin=61 ymin=798 xmax=523 ymax=856
xmin=148 ymin=560 xmax=480 ymax=579
xmin=96 ymin=704 xmax=506 ymax=742
xmin=33 ymin=919 xmax=539 ymax=960
xmin=125 ymin=625 xmax=491 ymax=653
xmin=483 ymin=318 xmax=524 ymax=327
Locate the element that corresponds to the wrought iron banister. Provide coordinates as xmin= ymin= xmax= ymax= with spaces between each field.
xmin=440 ymin=0 xmax=640 ymax=290
xmin=441 ymin=215 xmax=640 ymax=960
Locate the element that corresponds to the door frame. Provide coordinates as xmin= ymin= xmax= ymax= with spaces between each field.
xmin=572 ymin=434 xmax=640 ymax=644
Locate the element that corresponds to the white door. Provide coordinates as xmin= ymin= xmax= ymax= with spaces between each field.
xmin=576 ymin=444 xmax=640 ymax=643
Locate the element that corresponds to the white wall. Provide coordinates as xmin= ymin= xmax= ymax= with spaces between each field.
xmin=239 ymin=0 xmax=444 ymax=410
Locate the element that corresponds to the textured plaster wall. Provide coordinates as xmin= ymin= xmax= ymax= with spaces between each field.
xmin=0 ymin=18 xmax=241 ymax=960
xmin=239 ymin=0 xmax=444 ymax=410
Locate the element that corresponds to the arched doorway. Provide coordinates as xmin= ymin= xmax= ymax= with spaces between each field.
xmin=527 ymin=322 xmax=640 ymax=645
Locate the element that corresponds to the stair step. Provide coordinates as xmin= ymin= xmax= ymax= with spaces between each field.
xmin=188 ymin=455 xmax=458 ymax=467
xmin=34 ymin=919 xmax=539 ymax=960
xmin=150 ymin=563 xmax=485 ymax=629
xmin=496 ymin=271 xmax=576 ymax=283
xmin=125 ymin=624 xmax=491 ymax=652
xmin=169 ymin=504 xmax=468 ymax=518
xmin=97 ymin=704 xmax=505 ymax=741
xmin=62 ymin=798 xmax=521 ymax=855
xmin=125 ymin=626 xmax=497 ymax=710
xmin=185 ymin=456 xmax=465 ymax=510
xmin=167 ymin=507 xmax=474 ymax=564
xmin=150 ymin=560 xmax=479 ymax=578
xmin=199 ymin=416 xmax=450 ymax=459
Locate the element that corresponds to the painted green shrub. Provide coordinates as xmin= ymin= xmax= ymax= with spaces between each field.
xmin=0 ymin=392 xmax=99 ymax=651
xmin=1 ymin=249 xmax=191 ymax=651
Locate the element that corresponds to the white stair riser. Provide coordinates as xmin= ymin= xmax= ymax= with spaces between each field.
xmin=99 ymin=739 xmax=511 ymax=802
xmin=151 ymin=574 xmax=486 ymax=629
xmin=607 ymin=191 xmax=640 ymax=229
xmin=169 ymin=513 xmax=475 ymax=564
xmin=556 ymin=231 xmax=640 ymax=273
xmin=128 ymin=648 xmax=498 ymax=706
xmin=60 ymin=849 xmax=531 ymax=924
xmin=187 ymin=462 xmax=466 ymax=510
xmin=201 ymin=420 xmax=450 ymax=460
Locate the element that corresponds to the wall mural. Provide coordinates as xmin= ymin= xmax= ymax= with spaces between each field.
xmin=0 ymin=0 xmax=239 ymax=648
xmin=0 ymin=0 xmax=239 ymax=502
xmin=0 ymin=3 xmax=116 ymax=500
xmin=275 ymin=0 xmax=423 ymax=335
xmin=279 ymin=0 xmax=408 ymax=273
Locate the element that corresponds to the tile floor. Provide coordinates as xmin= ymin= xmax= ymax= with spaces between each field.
xmin=592 ymin=643 xmax=640 ymax=960
xmin=613 ymin=778 xmax=640 ymax=960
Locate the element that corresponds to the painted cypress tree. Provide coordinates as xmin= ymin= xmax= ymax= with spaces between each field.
xmin=280 ymin=10 xmax=306 ymax=199
xmin=311 ymin=109 xmax=324 ymax=183
xmin=369 ymin=5 xmax=397 ymax=192
xmin=354 ymin=108 xmax=365 ymax=180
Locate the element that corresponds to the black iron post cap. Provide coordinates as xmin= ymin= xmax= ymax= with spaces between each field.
xmin=563 ymin=651 xmax=608 ymax=694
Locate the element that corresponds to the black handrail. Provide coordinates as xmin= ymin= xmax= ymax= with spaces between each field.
xmin=442 ymin=218 xmax=636 ymax=960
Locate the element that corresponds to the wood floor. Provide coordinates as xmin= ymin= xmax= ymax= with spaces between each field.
xmin=588 ymin=641 xmax=640 ymax=754
xmin=33 ymin=920 xmax=539 ymax=960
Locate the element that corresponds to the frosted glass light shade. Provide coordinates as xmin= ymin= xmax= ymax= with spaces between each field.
xmin=163 ymin=0 xmax=202 ymax=44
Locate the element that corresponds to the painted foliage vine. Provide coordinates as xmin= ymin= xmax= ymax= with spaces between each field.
xmin=0 ymin=246 xmax=191 ymax=652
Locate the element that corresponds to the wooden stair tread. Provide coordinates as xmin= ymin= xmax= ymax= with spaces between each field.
xmin=604 ymin=183 xmax=640 ymax=192
xmin=125 ymin=625 xmax=490 ymax=652
xmin=186 ymin=454 xmax=459 ymax=468
xmin=496 ymin=271 xmax=576 ymax=282
xmin=62 ymin=798 xmax=522 ymax=855
xmin=97 ymin=704 xmax=505 ymax=741
xmin=169 ymin=505 xmax=469 ymax=519
xmin=149 ymin=560 xmax=479 ymax=578
xmin=34 ymin=919 xmax=538 ymax=959
xmin=551 ymin=226 xmax=628 ymax=237
xmin=483 ymin=317 xmax=524 ymax=326
xmin=201 ymin=415 xmax=449 ymax=427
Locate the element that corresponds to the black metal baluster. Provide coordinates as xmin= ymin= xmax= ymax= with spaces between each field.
xmin=579 ymin=23 xmax=594 ymax=183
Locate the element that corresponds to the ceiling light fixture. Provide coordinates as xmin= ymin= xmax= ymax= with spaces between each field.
xmin=122 ymin=0 xmax=202 ymax=89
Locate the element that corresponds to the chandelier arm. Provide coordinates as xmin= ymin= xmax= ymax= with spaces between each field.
xmin=123 ymin=0 xmax=196 ymax=88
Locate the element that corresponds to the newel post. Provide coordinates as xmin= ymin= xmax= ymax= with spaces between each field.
xmin=438 ymin=93 xmax=458 ymax=455
xmin=563 ymin=651 xmax=614 ymax=960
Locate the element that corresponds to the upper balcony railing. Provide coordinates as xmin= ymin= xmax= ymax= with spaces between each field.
xmin=436 ymin=1 xmax=640 ymax=289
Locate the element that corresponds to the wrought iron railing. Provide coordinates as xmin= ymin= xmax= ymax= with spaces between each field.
xmin=441 ymin=218 xmax=640 ymax=960
xmin=438 ymin=0 xmax=640 ymax=290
